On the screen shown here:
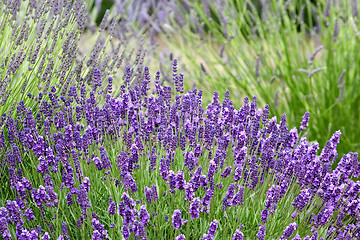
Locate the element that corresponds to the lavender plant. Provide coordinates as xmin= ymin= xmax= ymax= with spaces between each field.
xmin=0 ymin=0 xmax=147 ymax=118
xmin=0 ymin=61 xmax=359 ymax=239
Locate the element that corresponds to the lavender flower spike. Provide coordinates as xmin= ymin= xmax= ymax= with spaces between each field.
xmin=172 ymin=209 xmax=184 ymax=229
xmin=232 ymin=229 xmax=244 ymax=240
xmin=175 ymin=234 xmax=186 ymax=240
xmin=300 ymin=112 xmax=310 ymax=131
xmin=256 ymin=224 xmax=266 ymax=240
xmin=189 ymin=197 xmax=201 ymax=219
xmin=201 ymin=219 xmax=218 ymax=240
xmin=280 ymin=222 xmax=297 ymax=240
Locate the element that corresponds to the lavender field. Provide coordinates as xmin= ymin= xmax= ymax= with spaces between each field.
xmin=0 ymin=0 xmax=359 ymax=239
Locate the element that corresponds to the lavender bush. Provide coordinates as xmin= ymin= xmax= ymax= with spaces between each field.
xmin=0 ymin=0 xmax=147 ymax=117
xmin=0 ymin=60 xmax=359 ymax=239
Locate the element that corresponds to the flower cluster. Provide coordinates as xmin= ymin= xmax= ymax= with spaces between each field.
xmin=201 ymin=219 xmax=218 ymax=240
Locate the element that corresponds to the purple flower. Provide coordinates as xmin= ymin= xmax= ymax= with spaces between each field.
xmin=201 ymin=219 xmax=218 ymax=240
xmin=319 ymin=130 xmax=341 ymax=164
xmin=223 ymin=183 xmax=236 ymax=210
xmin=291 ymin=212 xmax=298 ymax=219
xmin=221 ymin=166 xmax=232 ymax=178
xmin=129 ymin=144 xmax=139 ymax=171
xmin=168 ymin=170 xmax=177 ymax=190
xmin=201 ymin=187 xmax=214 ymax=213
xmin=149 ymin=148 xmax=157 ymax=172
xmin=91 ymin=217 xmax=108 ymax=240
xmin=300 ymin=112 xmax=310 ymax=131
xmin=261 ymin=208 xmax=268 ymax=223
xmin=256 ymin=224 xmax=266 ymax=240
xmin=3 ymin=54 xmax=360 ymax=240
xmin=234 ymin=146 xmax=247 ymax=166
xmin=232 ymin=187 xmax=244 ymax=206
xmin=121 ymin=171 xmax=138 ymax=193
xmin=292 ymin=189 xmax=311 ymax=212
xmin=184 ymin=151 xmax=198 ymax=172
xmin=336 ymin=152 xmax=359 ymax=178
xmin=176 ymin=170 xmax=186 ymax=190
xmin=144 ymin=186 xmax=153 ymax=204
xmin=280 ymin=222 xmax=297 ymax=239
xmin=32 ymin=185 xmax=50 ymax=208
xmin=233 ymin=165 xmax=243 ymax=182
xmin=261 ymin=104 xmax=270 ymax=125
xmin=62 ymin=222 xmax=70 ymax=240
xmin=208 ymin=219 xmax=218 ymax=236
xmin=292 ymin=234 xmax=301 ymax=240
xmin=42 ymin=232 xmax=50 ymax=240
xmin=172 ymin=209 xmax=184 ymax=229
xmin=232 ymin=229 xmax=244 ymax=240
xmin=138 ymin=205 xmax=150 ymax=227
xmin=315 ymin=204 xmax=335 ymax=227
xmin=76 ymin=178 xmax=92 ymax=224
xmin=184 ymin=183 xmax=194 ymax=201
xmin=24 ymin=208 xmax=35 ymax=221
xmin=122 ymin=193 xmax=136 ymax=210
xmin=134 ymin=220 xmax=147 ymax=239
xmin=93 ymin=157 xmax=102 ymax=171
xmin=175 ymin=234 xmax=186 ymax=240
xmin=122 ymin=221 xmax=130 ymax=239
xmin=189 ymin=197 xmax=201 ymax=219
xmin=159 ymin=158 xmax=170 ymax=180
xmin=37 ymin=156 xmax=49 ymax=174
xmin=151 ymin=184 xmax=159 ymax=201
xmin=66 ymin=192 xmax=73 ymax=206
xmin=199 ymin=175 xmax=208 ymax=187
xmin=264 ymin=185 xmax=281 ymax=210
xmin=108 ymin=197 xmax=116 ymax=215
xmin=207 ymin=160 xmax=217 ymax=180
xmin=190 ymin=166 xmax=202 ymax=191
